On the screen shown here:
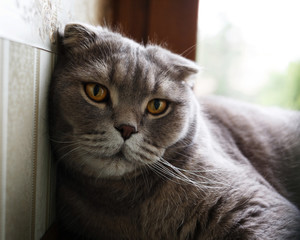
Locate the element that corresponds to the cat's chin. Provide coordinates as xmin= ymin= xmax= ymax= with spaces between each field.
xmin=73 ymin=151 xmax=141 ymax=179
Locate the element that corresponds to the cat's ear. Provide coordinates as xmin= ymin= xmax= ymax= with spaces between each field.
xmin=62 ymin=23 xmax=99 ymax=54
xmin=147 ymin=46 xmax=200 ymax=87
xmin=167 ymin=52 xmax=199 ymax=79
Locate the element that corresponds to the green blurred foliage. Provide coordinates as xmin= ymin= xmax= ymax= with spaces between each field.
xmin=257 ymin=61 xmax=300 ymax=110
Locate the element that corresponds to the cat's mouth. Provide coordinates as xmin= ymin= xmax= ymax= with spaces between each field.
xmin=113 ymin=147 xmax=145 ymax=166
xmin=113 ymin=149 xmax=133 ymax=163
xmin=115 ymin=151 xmax=126 ymax=159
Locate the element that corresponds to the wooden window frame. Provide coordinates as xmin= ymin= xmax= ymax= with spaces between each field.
xmin=101 ymin=0 xmax=199 ymax=61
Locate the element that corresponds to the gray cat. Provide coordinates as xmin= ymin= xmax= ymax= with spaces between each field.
xmin=49 ymin=23 xmax=300 ymax=239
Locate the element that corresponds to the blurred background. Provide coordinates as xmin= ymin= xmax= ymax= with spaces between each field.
xmin=196 ymin=0 xmax=300 ymax=110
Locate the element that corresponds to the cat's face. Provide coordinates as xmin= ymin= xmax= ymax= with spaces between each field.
xmin=50 ymin=24 xmax=199 ymax=178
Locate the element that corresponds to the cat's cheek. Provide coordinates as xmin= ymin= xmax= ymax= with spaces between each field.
xmin=147 ymin=109 xmax=189 ymax=148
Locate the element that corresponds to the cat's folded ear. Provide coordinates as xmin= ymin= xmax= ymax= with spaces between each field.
xmin=60 ymin=23 xmax=99 ymax=54
xmin=167 ymin=51 xmax=200 ymax=78
xmin=147 ymin=46 xmax=200 ymax=87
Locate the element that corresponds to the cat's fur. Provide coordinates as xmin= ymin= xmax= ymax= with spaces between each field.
xmin=49 ymin=23 xmax=300 ymax=239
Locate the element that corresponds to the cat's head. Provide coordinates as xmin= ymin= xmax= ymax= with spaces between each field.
xmin=49 ymin=23 xmax=200 ymax=178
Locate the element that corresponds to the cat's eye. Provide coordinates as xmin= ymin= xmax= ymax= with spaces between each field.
xmin=85 ymin=83 xmax=108 ymax=102
xmin=147 ymin=99 xmax=168 ymax=115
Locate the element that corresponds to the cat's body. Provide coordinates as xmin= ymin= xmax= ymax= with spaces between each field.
xmin=49 ymin=23 xmax=300 ymax=239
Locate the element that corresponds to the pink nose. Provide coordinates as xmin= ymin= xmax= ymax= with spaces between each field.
xmin=115 ymin=124 xmax=137 ymax=140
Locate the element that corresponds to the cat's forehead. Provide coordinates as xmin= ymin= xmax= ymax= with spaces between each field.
xmin=80 ymin=39 xmax=164 ymax=90
xmin=111 ymin=47 xmax=155 ymax=88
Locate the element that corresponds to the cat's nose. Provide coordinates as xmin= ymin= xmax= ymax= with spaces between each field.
xmin=115 ymin=124 xmax=138 ymax=140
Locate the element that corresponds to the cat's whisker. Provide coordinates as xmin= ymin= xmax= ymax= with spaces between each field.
xmin=55 ymin=141 xmax=83 ymax=149
xmin=53 ymin=144 xmax=85 ymax=162
xmin=180 ymin=44 xmax=197 ymax=58
xmin=164 ymin=150 xmax=220 ymax=170
xmin=137 ymin=165 xmax=151 ymax=191
xmin=162 ymin=154 xmax=223 ymax=174
xmin=77 ymin=151 xmax=95 ymax=169
xmin=148 ymin=163 xmax=181 ymax=185
xmin=162 ymin=157 xmax=228 ymax=182
xmin=155 ymin=163 xmax=206 ymax=189
xmin=155 ymin=158 xmax=228 ymax=189
xmin=56 ymin=145 xmax=83 ymax=164
xmin=171 ymin=141 xmax=197 ymax=150
xmin=50 ymin=138 xmax=80 ymax=144
xmin=150 ymin=162 xmax=210 ymax=190
xmin=151 ymin=161 xmax=196 ymax=186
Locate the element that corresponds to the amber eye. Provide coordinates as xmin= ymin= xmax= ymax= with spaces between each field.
xmin=85 ymin=83 xmax=108 ymax=102
xmin=147 ymin=99 xmax=168 ymax=115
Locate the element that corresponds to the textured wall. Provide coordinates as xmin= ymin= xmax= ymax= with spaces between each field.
xmin=0 ymin=0 xmax=100 ymax=239
xmin=0 ymin=39 xmax=56 ymax=240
